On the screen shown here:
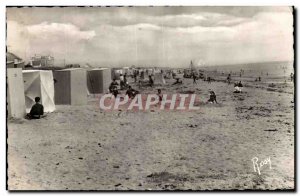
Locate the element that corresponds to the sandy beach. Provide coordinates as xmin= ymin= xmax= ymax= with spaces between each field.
xmin=7 ymin=74 xmax=294 ymax=190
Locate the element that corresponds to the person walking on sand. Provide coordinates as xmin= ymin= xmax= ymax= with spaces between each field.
xmin=157 ymin=89 xmax=163 ymax=102
xmin=149 ymin=75 xmax=154 ymax=87
xmin=192 ymin=72 xmax=197 ymax=84
xmin=227 ymin=74 xmax=231 ymax=84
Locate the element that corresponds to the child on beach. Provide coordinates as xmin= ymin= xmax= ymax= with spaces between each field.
xmin=26 ymin=97 xmax=44 ymax=119
xmin=126 ymin=86 xmax=139 ymax=99
xmin=227 ymin=74 xmax=231 ymax=84
xmin=207 ymin=91 xmax=217 ymax=104
xmin=157 ymin=89 xmax=163 ymax=102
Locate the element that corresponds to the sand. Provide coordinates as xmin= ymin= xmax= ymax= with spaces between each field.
xmin=7 ymin=75 xmax=294 ymax=190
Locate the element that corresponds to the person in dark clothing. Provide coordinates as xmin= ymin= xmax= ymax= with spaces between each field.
xmin=172 ymin=78 xmax=183 ymax=85
xmin=207 ymin=77 xmax=211 ymax=84
xmin=238 ymin=81 xmax=243 ymax=88
xmin=110 ymin=85 xmax=119 ymax=98
xmin=149 ymin=75 xmax=154 ymax=87
xmin=207 ymin=91 xmax=217 ymax=103
xmin=27 ymin=97 xmax=44 ymax=119
xmin=109 ymin=79 xmax=119 ymax=93
xmin=172 ymin=72 xmax=176 ymax=79
xmin=192 ymin=72 xmax=197 ymax=84
xmin=227 ymin=74 xmax=231 ymax=84
xmin=124 ymin=73 xmax=127 ymax=84
xmin=157 ymin=89 xmax=163 ymax=102
xmin=109 ymin=79 xmax=119 ymax=97
xmin=134 ymin=71 xmax=138 ymax=83
xmin=126 ymin=86 xmax=139 ymax=99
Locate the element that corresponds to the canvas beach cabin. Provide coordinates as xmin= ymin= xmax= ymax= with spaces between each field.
xmin=22 ymin=70 xmax=56 ymax=113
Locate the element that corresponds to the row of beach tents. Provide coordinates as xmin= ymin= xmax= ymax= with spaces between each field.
xmin=111 ymin=67 xmax=166 ymax=84
xmin=8 ymin=67 xmax=167 ymax=119
xmin=7 ymin=68 xmax=111 ymax=119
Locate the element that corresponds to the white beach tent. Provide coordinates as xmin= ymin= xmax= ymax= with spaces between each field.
xmin=153 ymin=68 xmax=161 ymax=74
xmin=87 ymin=68 xmax=111 ymax=94
xmin=22 ymin=70 xmax=56 ymax=113
xmin=122 ymin=67 xmax=130 ymax=74
xmin=153 ymin=73 xmax=166 ymax=84
xmin=53 ymin=68 xmax=87 ymax=105
xmin=140 ymin=69 xmax=149 ymax=80
xmin=7 ymin=68 xmax=26 ymax=118
xmin=111 ymin=68 xmax=123 ymax=80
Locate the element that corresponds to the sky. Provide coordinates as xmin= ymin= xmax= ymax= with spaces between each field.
xmin=6 ymin=6 xmax=294 ymax=67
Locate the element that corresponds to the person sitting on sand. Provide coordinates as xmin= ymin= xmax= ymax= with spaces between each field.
xmin=26 ymin=97 xmax=44 ymax=119
xmin=111 ymin=85 xmax=119 ymax=98
xmin=238 ymin=81 xmax=243 ymax=92
xmin=109 ymin=79 xmax=119 ymax=93
xmin=234 ymin=81 xmax=243 ymax=93
xmin=207 ymin=91 xmax=217 ymax=103
xmin=238 ymin=81 xmax=243 ymax=88
xmin=140 ymin=71 xmax=144 ymax=78
xmin=126 ymin=86 xmax=139 ymax=99
xmin=234 ymin=82 xmax=240 ymax=93
xmin=172 ymin=78 xmax=183 ymax=85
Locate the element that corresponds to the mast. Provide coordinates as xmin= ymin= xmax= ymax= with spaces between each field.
xmin=190 ymin=60 xmax=195 ymax=71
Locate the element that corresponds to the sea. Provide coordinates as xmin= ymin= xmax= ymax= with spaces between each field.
xmin=201 ymin=61 xmax=294 ymax=84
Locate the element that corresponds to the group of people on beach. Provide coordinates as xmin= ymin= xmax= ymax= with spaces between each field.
xmin=26 ymin=67 xmax=294 ymax=120
xmin=234 ymin=81 xmax=244 ymax=93
xmin=109 ymin=78 xmax=141 ymax=99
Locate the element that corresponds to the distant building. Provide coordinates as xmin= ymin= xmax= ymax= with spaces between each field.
xmin=6 ymin=52 xmax=25 ymax=69
xmin=65 ymin=64 xmax=80 ymax=68
xmin=30 ymin=54 xmax=54 ymax=67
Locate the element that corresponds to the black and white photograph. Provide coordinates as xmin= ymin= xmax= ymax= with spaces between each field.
xmin=6 ymin=6 xmax=295 ymax=191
